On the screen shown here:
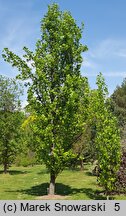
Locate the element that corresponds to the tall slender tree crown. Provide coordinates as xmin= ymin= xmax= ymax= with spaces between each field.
xmin=2 ymin=3 xmax=88 ymax=194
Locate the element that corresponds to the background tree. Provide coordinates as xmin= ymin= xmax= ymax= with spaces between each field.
xmin=91 ymin=74 xmax=121 ymax=196
xmin=0 ymin=75 xmax=24 ymax=173
xmin=111 ymin=78 xmax=126 ymax=126
xmin=109 ymin=78 xmax=126 ymax=193
xmin=2 ymin=3 xmax=88 ymax=194
xmin=110 ymin=78 xmax=126 ymax=150
xmin=15 ymin=112 xmax=37 ymax=167
xmin=72 ymin=124 xmax=91 ymax=170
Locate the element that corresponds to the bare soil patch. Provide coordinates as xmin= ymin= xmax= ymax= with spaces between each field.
xmin=37 ymin=194 xmax=70 ymax=200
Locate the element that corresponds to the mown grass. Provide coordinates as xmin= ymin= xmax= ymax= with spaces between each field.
xmin=0 ymin=164 xmax=125 ymax=200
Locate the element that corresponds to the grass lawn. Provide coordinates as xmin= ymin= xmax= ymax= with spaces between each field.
xmin=0 ymin=164 xmax=125 ymax=200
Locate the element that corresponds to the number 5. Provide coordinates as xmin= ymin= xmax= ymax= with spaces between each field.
xmin=114 ymin=203 xmax=120 ymax=211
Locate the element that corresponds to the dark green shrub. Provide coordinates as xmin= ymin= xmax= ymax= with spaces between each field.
xmin=115 ymin=150 xmax=126 ymax=193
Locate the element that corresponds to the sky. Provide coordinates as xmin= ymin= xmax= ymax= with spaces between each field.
xmin=1 ymin=0 xmax=126 ymax=106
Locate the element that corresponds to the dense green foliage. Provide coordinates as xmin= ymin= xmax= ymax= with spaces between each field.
xmin=2 ymin=3 xmax=88 ymax=194
xmin=0 ymin=75 xmax=24 ymax=173
xmin=15 ymin=150 xmax=36 ymax=167
xmin=110 ymin=79 xmax=126 ymax=152
xmin=1 ymin=3 xmax=123 ymax=197
xmin=111 ymin=78 xmax=126 ymax=127
xmin=110 ymin=79 xmax=126 ymax=193
xmin=88 ymin=74 xmax=121 ymax=194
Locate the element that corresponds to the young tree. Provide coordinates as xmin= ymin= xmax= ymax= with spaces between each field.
xmin=89 ymin=73 xmax=121 ymax=196
xmin=0 ymin=75 xmax=23 ymax=173
xmin=2 ymin=4 xmax=88 ymax=194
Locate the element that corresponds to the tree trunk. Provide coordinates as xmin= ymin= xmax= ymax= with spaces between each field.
xmin=80 ymin=159 xmax=84 ymax=171
xmin=48 ymin=172 xmax=55 ymax=195
xmin=4 ymin=163 xmax=8 ymax=174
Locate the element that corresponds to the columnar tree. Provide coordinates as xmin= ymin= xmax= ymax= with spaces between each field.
xmin=0 ymin=75 xmax=23 ymax=173
xmin=89 ymin=73 xmax=121 ymax=195
xmin=2 ymin=4 xmax=88 ymax=194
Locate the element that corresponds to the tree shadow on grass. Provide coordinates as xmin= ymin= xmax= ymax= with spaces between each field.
xmin=85 ymin=171 xmax=94 ymax=176
xmin=0 ymin=170 xmax=28 ymax=175
xmin=15 ymin=183 xmax=107 ymax=200
xmin=11 ymin=183 xmax=49 ymax=197
xmin=37 ymin=170 xmax=49 ymax=175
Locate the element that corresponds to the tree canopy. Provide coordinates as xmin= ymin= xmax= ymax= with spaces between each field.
xmin=2 ymin=3 xmax=88 ymax=194
xmin=0 ymin=75 xmax=24 ymax=173
xmin=2 ymin=3 xmax=122 ymax=197
xmin=111 ymin=78 xmax=126 ymax=126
